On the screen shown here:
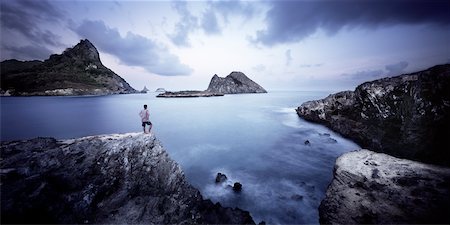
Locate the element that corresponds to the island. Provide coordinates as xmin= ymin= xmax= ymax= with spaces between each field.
xmin=156 ymin=90 xmax=224 ymax=98
xmin=157 ymin=71 xmax=266 ymax=98
xmin=0 ymin=39 xmax=137 ymax=96
xmin=296 ymin=64 xmax=450 ymax=224
xmin=0 ymin=133 xmax=254 ymax=224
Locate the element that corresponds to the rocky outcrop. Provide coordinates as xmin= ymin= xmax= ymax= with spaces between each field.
xmin=319 ymin=149 xmax=450 ymax=224
xmin=0 ymin=39 xmax=137 ymax=96
xmin=206 ymin=72 xmax=267 ymax=94
xmin=155 ymin=88 xmax=166 ymax=92
xmin=140 ymin=86 xmax=149 ymax=93
xmin=0 ymin=133 xmax=254 ymax=224
xmin=157 ymin=90 xmax=224 ymax=98
xmin=297 ymin=64 xmax=450 ymax=165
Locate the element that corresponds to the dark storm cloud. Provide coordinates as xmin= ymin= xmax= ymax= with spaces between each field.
xmin=3 ymin=45 xmax=53 ymax=61
xmin=201 ymin=10 xmax=221 ymax=35
xmin=341 ymin=69 xmax=385 ymax=81
xmin=254 ymin=0 xmax=450 ymax=46
xmin=385 ymin=61 xmax=409 ymax=76
xmin=74 ymin=20 xmax=192 ymax=76
xmin=170 ymin=1 xmax=255 ymax=46
xmin=342 ymin=61 xmax=410 ymax=81
xmin=0 ymin=0 xmax=65 ymax=60
xmin=169 ymin=1 xmax=199 ymax=47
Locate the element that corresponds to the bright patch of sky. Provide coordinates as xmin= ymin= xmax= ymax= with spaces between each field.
xmin=1 ymin=0 xmax=449 ymax=91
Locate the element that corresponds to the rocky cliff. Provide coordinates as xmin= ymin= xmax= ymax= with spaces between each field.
xmin=319 ymin=149 xmax=450 ymax=224
xmin=297 ymin=64 xmax=450 ymax=166
xmin=0 ymin=133 xmax=254 ymax=224
xmin=0 ymin=39 xmax=137 ymax=96
xmin=206 ymin=72 xmax=267 ymax=94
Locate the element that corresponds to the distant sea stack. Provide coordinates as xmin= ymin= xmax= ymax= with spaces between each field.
xmin=0 ymin=39 xmax=137 ymax=96
xmin=206 ymin=71 xmax=267 ymax=94
xmin=0 ymin=133 xmax=254 ymax=224
xmin=297 ymin=64 xmax=450 ymax=166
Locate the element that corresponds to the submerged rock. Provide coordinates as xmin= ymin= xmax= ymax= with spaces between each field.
xmin=319 ymin=149 xmax=450 ymax=224
xmin=0 ymin=133 xmax=254 ymax=224
xmin=215 ymin=173 xmax=228 ymax=183
xmin=297 ymin=64 xmax=450 ymax=165
xmin=206 ymin=72 xmax=267 ymax=94
xmin=304 ymin=140 xmax=310 ymax=145
xmin=233 ymin=182 xmax=243 ymax=192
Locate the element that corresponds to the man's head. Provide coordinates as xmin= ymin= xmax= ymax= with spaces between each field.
xmin=144 ymin=104 xmax=147 ymax=109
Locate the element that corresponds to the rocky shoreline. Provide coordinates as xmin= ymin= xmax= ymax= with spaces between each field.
xmin=156 ymin=90 xmax=224 ymax=98
xmin=296 ymin=64 xmax=450 ymax=224
xmin=0 ymin=133 xmax=254 ymax=224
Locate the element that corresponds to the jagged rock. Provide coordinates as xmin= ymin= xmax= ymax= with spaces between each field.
xmin=215 ymin=173 xmax=228 ymax=183
xmin=297 ymin=64 xmax=450 ymax=165
xmin=140 ymin=86 xmax=149 ymax=93
xmin=206 ymin=72 xmax=267 ymax=94
xmin=0 ymin=39 xmax=137 ymax=96
xmin=319 ymin=149 xmax=450 ymax=224
xmin=0 ymin=133 xmax=254 ymax=224
xmin=233 ymin=182 xmax=242 ymax=192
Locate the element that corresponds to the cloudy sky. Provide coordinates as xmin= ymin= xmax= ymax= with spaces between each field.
xmin=1 ymin=0 xmax=449 ymax=91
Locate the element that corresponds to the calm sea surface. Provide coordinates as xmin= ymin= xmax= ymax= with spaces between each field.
xmin=0 ymin=91 xmax=359 ymax=224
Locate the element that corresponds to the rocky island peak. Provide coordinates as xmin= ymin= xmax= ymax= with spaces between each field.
xmin=0 ymin=39 xmax=137 ymax=96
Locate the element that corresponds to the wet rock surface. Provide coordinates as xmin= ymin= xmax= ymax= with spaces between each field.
xmin=0 ymin=133 xmax=254 ymax=224
xmin=319 ymin=149 xmax=450 ymax=224
xmin=297 ymin=64 xmax=450 ymax=165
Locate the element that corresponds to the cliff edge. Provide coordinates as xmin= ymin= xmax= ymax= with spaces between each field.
xmin=0 ymin=133 xmax=254 ymax=224
xmin=297 ymin=64 xmax=450 ymax=166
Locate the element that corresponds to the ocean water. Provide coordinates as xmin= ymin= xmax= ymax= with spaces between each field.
xmin=0 ymin=91 xmax=360 ymax=224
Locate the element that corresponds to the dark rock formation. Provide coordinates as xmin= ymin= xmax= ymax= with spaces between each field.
xmin=304 ymin=140 xmax=310 ymax=146
xmin=157 ymin=90 xmax=224 ymax=98
xmin=319 ymin=149 xmax=450 ymax=224
xmin=140 ymin=86 xmax=149 ymax=93
xmin=233 ymin=182 xmax=242 ymax=192
xmin=0 ymin=133 xmax=254 ymax=224
xmin=297 ymin=64 xmax=450 ymax=165
xmin=0 ymin=39 xmax=137 ymax=96
xmin=215 ymin=173 xmax=228 ymax=183
xmin=206 ymin=72 xmax=267 ymax=94
xmin=155 ymin=88 xmax=166 ymax=92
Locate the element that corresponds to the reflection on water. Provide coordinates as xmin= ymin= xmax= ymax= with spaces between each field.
xmin=1 ymin=91 xmax=359 ymax=224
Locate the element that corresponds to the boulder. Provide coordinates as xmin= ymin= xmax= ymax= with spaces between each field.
xmin=319 ymin=149 xmax=450 ymax=224
xmin=0 ymin=133 xmax=254 ymax=224
xmin=233 ymin=182 xmax=243 ymax=192
xmin=215 ymin=173 xmax=228 ymax=183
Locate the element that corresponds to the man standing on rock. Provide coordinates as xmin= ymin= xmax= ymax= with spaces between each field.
xmin=139 ymin=104 xmax=152 ymax=134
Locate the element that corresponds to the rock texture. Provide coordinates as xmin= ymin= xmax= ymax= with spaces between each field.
xmin=157 ymin=90 xmax=224 ymax=98
xmin=319 ymin=149 xmax=450 ymax=224
xmin=0 ymin=133 xmax=254 ymax=224
xmin=297 ymin=64 xmax=450 ymax=165
xmin=206 ymin=72 xmax=267 ymax=94
xmin=0 ymin=39 xmax=137 ymax=96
